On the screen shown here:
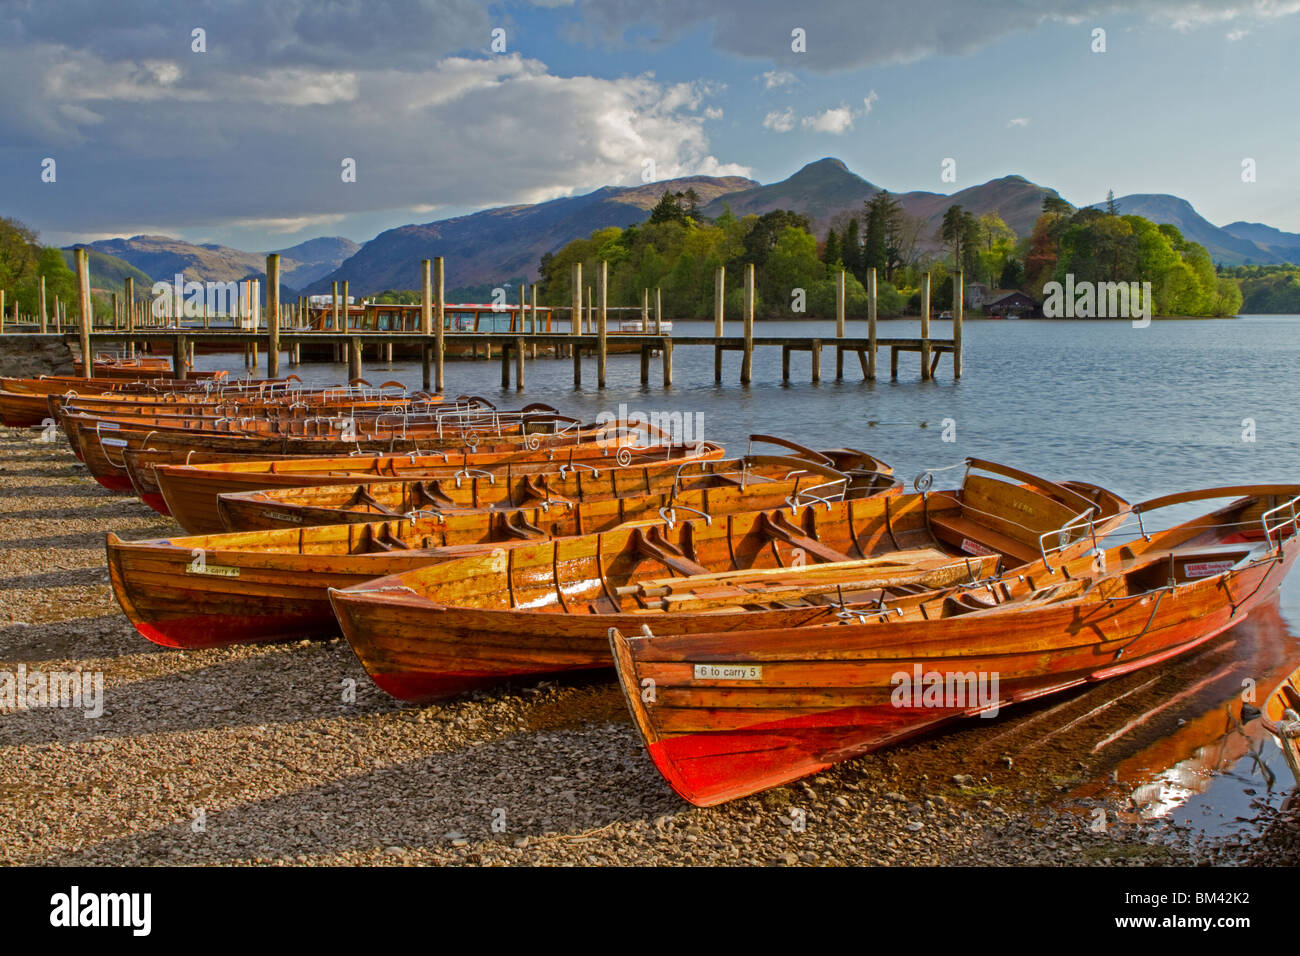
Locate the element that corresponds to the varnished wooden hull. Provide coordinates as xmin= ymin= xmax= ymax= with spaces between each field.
xmin=1261 ymin=663 xmax=1300 ymax=786
xmin=157 ymin=442 xmax=726 ymax=533
xmin=611 ymin=491 xmax=1300 ymax=805
xmin=329 ymin=468 xmax=1124 ymax=703
xmin=107 ymin=457 xmax=882 ymax=647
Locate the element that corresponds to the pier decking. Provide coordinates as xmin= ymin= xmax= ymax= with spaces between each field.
xmin=0 ymin=254 xmax=964 ymax=390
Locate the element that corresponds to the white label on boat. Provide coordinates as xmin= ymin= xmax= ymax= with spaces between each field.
xmin=693 ymin=663 xmax=762 ymax=681
xmin=101 ymin=438 xmax=128 ymax=448
xmin=961 ymin=538 xmax=996 ymax=557
xmin=263 ymin=509 xmax=304 ymax=523
xmin=99 ymin=422 xmax=120 ymax=429
xmin=185 ymin=563 xmax=241 ymax=578
xmin=1186 ymin=560 xmax=1234 ymax=578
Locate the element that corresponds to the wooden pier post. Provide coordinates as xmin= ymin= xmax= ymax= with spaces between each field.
xmin=0 ymin=291 xmax=5 ymax=336
xmin=597 ymin=260 xmax=608 ymax=388
xmin=741 ymin=263 xmax=755 ymax=385
xmin=249 ymin=279 xmax=260 ymax=370
xmin=640 ymin=344 xmax=650 ymax=385
xmin=340 ymin=280 xmax=349 ymax=372
xmin=124 ymin=277 xmax=134 ymax=358
xmin=920 ymin=272 xmax=932 ymax=381
xmin=75 ymin=248 xmax=92 ymax=380
xmin=953 ymin=269 xmax=964 ymax=379
xmin=420 ymin=259 xmax=432 ymax=390
xmin=655 ymin=287 xmax=662 ymax=335
xmin=111 ymin=293 xmax=118 ymax=331
xmin=530 ymin=285 xmax=538 ymax=358
xmin=348 ymin=337 xmax=363 ymax=381
xmin=172 ymin=334 xmax=188 ymax=380
xmin=662 ymin=337 xmax=673 ymax=388
xmin=571 ymin=262 xmax=582 ymax=336
xmin=811 ymin=338 xmax=822 ymax=383
xmin=435 ymin=257 xmax=445 ymax=393
xmin=266 ymin=254 xmax=281 ymax=378
xmin=835 ymin=269 xmax=846 ymax=379
xmin=331 ymin=281 xmax=340 ymax=332
xmin=782 ymin=345 xmax=790 ymax=382
xmin=714 ymin=265 xmax=724 ymax=382
xmin=642 ymin=288 xmax=649 ymax=332
xmin=586 ymin=285 xmax=593 ymax=337
xmin=867 ymin=267 xmax=878 ymax=381
xmin=39 ymin=275 xmax=46 ymax=332
xmin=502 ymin=343 xmax=511 ymax=388
xmin=515 ymin=335 xmax=525 ymax=390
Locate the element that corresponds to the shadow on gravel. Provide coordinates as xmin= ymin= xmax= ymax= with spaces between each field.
xmin=0 ymin=567 xmax=110 ymax=591
xmin=0 ymin=638 xmax=624 ymax=748
xmin=0 ymin=614 xmax=145 ymax=663
xmin=39 ymin=711 xmax=674 ymax=866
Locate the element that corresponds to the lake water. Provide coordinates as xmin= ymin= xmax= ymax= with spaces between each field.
xmin=193 ymin=315 xmax=1300 ymax=839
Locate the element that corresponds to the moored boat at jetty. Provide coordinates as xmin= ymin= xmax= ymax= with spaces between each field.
xmin=327 ymin=459 xmax=1128 ymax=704
xmin=609 ymin=485 xmax=1300 ymax=805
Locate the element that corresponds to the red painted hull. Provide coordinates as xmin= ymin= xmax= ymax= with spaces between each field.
xmin=616 ymin=536 xmax=1299 ymax=806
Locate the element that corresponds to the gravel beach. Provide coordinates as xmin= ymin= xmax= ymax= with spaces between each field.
xmin=1 ymin=426 xmax=1293 ymax=867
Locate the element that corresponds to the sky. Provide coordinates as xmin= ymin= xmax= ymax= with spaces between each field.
xmin=1 ymin=0 xmax=1297 ymax=251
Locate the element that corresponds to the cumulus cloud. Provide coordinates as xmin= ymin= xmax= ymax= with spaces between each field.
xmin=801 ymin=105 xmax=854 ymax=134
xmin=762 ymin=108 xmax=796 ymax=132
xmin=2 ymin=42 xmax=748 ymax=241
xmin=762 ymin=70 xmax=796 ymax=88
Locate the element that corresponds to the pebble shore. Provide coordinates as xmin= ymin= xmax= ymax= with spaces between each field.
xmin=1 ymin=427 xmax=1292 ymax=866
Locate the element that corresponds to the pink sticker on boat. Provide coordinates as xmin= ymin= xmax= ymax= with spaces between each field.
xmin=1186 ymin=560 xmax=1234 ymax=578
xmin=961 ymin=539 xmax=996 ymax=557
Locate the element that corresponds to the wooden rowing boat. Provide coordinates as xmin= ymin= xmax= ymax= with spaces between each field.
xmin=152 ymin=439 xmax=727 ymax=533
xmin=1261 ymin=664 xmax=1300 ymax=787
xmin=609 ymin=485 xmax=1300 ymax=805
xmin=214 ymin=445 xmax=897 ymax=531
xmin=106 ymin=454 xmax=873 ymax=647
xmin=327 ymin=460 xmax=1128 ymax=703
xmin=63 ymin=406 xmax=585 ymax=494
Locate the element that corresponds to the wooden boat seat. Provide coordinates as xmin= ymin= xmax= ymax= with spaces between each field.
xmin=927 ymin=512 xmax=1039 ymax=564
xmin=757 ymin=510 xmax=855 ymax=563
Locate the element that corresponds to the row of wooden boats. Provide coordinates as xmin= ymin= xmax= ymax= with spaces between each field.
xmin=10 ymin=364 xmax=1300 ymax=806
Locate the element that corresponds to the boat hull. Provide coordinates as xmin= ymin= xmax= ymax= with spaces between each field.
xmin=613 ymin=544 xmax=1298 ymax=806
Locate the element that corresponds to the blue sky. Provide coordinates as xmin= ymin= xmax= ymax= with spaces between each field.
xmin=1 ymin=0 xmax=1296 ymax=250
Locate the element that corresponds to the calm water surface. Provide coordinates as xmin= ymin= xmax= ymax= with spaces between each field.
xmin=194 ymin=316 xmax=1300 ymax=838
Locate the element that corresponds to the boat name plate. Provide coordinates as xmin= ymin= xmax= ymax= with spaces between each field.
xmin=693 ymin=664 xmax=763 ymax=681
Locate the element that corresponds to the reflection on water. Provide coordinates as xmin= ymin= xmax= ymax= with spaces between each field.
xmin=191 ymin=316 xmax=1300 ymax=837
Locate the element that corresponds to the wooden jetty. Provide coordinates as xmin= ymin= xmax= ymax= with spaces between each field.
xmin=0 ymin=255 xmax=963 ymax=391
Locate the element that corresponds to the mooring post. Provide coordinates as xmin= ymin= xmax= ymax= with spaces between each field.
xmin=420 ymin=259 xmax=432 ymax=390
xmin=340 ymin=279 xmax=350 ymax=373
xmin=781 ymin=345 xmax=790 ymax=382
xmin=173 ymin=334 xmax=188 ymax=380
xmin=662 ymin=337 xmax=673 ymax=388
xmin=573 ymin=340 xmax=582 ymax=386
xmin=811 ymin=338 xmax=822 ymax=383
xmin=266 ymin=253 xmax=281 ymax=378
xmin=111 ymin=292 xmax=118 ymax=332
xmin=38 ymin=275 xmax=46 ymax=333
xmin=501 ymin=342 xmax=511 ymax=388
xmin=348 ymin=337 xmax=363 ymax=381
xmin=571 ymin=262 xmax=582 ymax=336
xmin=835 ymin=269 xmax=846 ymax=379
xmin=249 ymin=279 xmax=260 ymax=370
xmin=642 ymin=288 xmax=649 ymax=332
xmin=741 ymin=263 xmax=755 ymax=385
xmin=124 ymin=277 xmax=134 ymax=358
xmin=953 ymin=269 xmax=964 ymax=379
xmin=655 ymin=287 xmax=662 ymax=335
xmin=639 ymin=344 xmax=650 ymax=385
xmin=515 ymin=335 xmax=525 ymax=390
xmin=920 ymin=272 xmax=932 ymax=381
xmin=867 ymin=267 xmax=878 ymax=381
xmin=75 ymin=248 xmax=92 ymax=380
xmin=586 ymin=285 xmax=593 ymax=337
xmin=434 ymin=257 xmax=446 ymax=392
xmin=713 ymin=265 xmax=724 ymax=382
xmin=597 ymin=261 xmax=608 ymax=388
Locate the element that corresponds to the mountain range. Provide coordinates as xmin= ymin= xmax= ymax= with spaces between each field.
xmin=68 ymin=159 xmax=1300 ymax=298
